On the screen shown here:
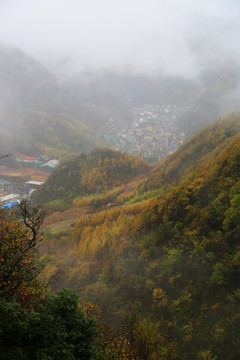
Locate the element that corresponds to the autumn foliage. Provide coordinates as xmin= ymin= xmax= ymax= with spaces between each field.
xmin=42 ymin=111 xmax=240 ymax=359
xmin=33 ymin=147 xmax=146 ymax=203
xmin=0 ymin=201 xmax=47 ymax=305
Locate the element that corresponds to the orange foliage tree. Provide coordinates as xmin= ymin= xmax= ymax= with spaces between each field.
xmin=0 ymin=200 xmax=47 ymax=305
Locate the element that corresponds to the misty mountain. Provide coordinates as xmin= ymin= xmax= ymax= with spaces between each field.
xmin=0 ymin=43 xmax=125 ymax=117
xmin=178 ymin=63 xmax=240 ymax=138
xmin=0 ymin=43 xmax=239 ymax=156
xmin=0 ymin=44 xmax=126 ymax=155
xmin=88 ymin=71 xmax=201 ymax=107
xmin=64 ymin=67 xmax=240 ymax=138
xmin=0 ymin=43 xmax=61 ymax=112
xmin=100 ymin=66 xmax=240 ymax=138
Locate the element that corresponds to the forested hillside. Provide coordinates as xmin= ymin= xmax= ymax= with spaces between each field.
xmin=2 ymin=1 xmax=240 ymax=358
xmin=0 ymin=44 xmax=125 ymax=155
xmin=38 ymin=110 xmax=240 ymax=359
xmin=33 ymin=148 xmax=146 ymax=203
xmin=144 ymin=110 xmax=240 ymax=189
xmin=3 ymin=44 xmax=240 ymax=359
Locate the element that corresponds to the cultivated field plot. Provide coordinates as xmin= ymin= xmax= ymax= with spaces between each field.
xmin=0 ymin=165 xmax=49 ymax=182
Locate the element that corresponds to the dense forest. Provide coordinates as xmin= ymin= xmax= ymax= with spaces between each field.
xmin=2 ymin=46 xmax=240 ymax=358
xmin=0 ymin=201 xmax=151 ymax=359
xmin=33 ymin=148 xmax=146 ymax=204
xmin=30 ymin=110 xmax=240 ymax=359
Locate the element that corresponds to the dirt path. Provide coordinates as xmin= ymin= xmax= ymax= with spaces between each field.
xmin=43 ymin=163 xmax=157 ymax=232
xmin=44 ymin=206 xmax=91 ymax=232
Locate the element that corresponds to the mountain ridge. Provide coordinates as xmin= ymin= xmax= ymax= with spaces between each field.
xmin=36 ymin=111 xmax=240 ymax=358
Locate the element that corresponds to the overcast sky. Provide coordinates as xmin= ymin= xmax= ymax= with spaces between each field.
xmin=0 ymin=0 xmax=239 ymax=77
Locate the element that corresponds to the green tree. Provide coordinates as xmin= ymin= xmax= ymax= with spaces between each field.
xmin=0 ymin=289 xmax=102 ymax=360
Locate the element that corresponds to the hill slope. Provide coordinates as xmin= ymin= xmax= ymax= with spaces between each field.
xmin=177 ymin=65 xmax=240 ymax=138
xmin=41 ymin=111 xmax=240 ymax=359
xmin=0 ymin=44 xmax=125 ymax=155
xmin=141 ymin=110 xmax=240 ymax=190
xmin=33 ymin=148 xmax=146 ymax=203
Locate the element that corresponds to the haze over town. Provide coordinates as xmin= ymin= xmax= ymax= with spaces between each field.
xmin=0 ymin=0 xmax=240 ymax=200
xmin=0 ymin=0 xmax=239 ymax=78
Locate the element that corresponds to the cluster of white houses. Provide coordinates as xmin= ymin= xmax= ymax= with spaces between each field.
xmin=0 ymin=154 xmax=60 ymax=207
xmin=15 ymin=156 xmax=60 ymax=172
xmin=0 ymin=180 xmax=44 ymax=208
xmin=97 ymin=104 xmax=188 ymax=161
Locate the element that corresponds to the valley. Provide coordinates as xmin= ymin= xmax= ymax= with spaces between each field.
xmin=1 ymin=43 xmax=240 ymax=359
xmin=1 ymin=1 xmax=240 ymax=358
xmin=29 ymin=110 xmax=240 ymax=358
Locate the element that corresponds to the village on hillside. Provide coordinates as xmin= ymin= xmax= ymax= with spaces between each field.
xmin=0 ymin=155 xmax=59 ymax=208
xmin=0 ymin=105 xmax=189 ymax=207
xmin=97 ymin=104 xmax=188 ymax=161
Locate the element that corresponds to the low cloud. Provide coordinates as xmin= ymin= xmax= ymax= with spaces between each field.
xmin=0 ymin=0 xmax=239 ymax=78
